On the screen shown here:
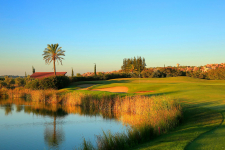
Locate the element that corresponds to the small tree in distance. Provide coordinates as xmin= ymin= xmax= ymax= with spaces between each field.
xmin=32 ymin=66 xmax=35 ymax=74
xmin=71 ymin=68 xmax=74 ymax=77
xmin=76 ymin=73 xmax=82 ymax=77
xmin=94 ymin=63 xmax=96 ymax=76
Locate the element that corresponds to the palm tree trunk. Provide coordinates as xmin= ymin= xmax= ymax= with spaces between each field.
xmin=53 ymin=116 xmax=56 ymax=143
xmin=53 ymin=59 xmax=56 ymax=75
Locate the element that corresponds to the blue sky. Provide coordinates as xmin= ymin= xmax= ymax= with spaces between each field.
xmin=1 ymin=0 xmax=225 ymax=76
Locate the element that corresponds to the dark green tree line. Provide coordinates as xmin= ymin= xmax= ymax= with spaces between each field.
xmin=121 ymin=56 xmax=146 ymax=73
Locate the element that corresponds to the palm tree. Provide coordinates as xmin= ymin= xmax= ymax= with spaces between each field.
xmin=42 ymin=44 xmax=65 ymax=75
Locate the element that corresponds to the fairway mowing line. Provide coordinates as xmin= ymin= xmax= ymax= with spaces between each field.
xmin=184 ymin=111 xmax=224 ymax=150
xmin=135 ymin=91 xmax=154 ymax=93
xmin=77 ymin=84 xmax=97 ymax=88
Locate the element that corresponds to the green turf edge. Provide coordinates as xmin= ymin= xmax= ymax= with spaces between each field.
xmin=130 ymin=105 xmax=222 ymax=150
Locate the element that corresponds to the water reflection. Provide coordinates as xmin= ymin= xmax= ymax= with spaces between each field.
xmin=0 ymin=98 xmax=117 ymax=120
xmin=16 ymin=105 xmax=23 ymax=112
xmin=0 ymin=104 xmax=13 ymax=115
xmin=44 ymin=116 xmax=65 ymax=148
xmin=0 ymin=98 xmax=125 ymax=149
xmin=24 ymin=106 xmax=67 ymax=148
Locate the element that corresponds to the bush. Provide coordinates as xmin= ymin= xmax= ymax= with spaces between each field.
xmin=207 ymin=68 xmax=225 ymax=80
xmin=25 ymin=79 xmax=40 ymax=90
xmin=76 ymin=73 xmax=82 ymax=77
xmin=25 ymin=75 xmax=70 ymax=90
xmin=4 ymin=76 xmax=14 ymax=85
xmin=186 ymin=68 xmax=225 ymax=80
xmin=15 ymin=77 xmax=25 ymax=87
xmin=0 ymin=81 xmax=7 ymax=88
xmin=141 ymin=69 xmax=154 ymax=78
xmin=70 ymin=73 xmax=130 ymax=82
xmin=152 ymin=70 xmax=162 ymax=78
xmin=140 ymin=68 xmax=184 ymax=78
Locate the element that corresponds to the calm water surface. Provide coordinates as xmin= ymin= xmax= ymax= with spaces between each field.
xmin=0 ymin=98 xmax=128 ymax=150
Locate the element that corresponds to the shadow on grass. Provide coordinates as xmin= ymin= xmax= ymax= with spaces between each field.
xmin=65 ymin=79 xmax=132 ymax=91
xmin=143 ymin=91 xmax=182 ymax=97
xmin=132 ymin=105 xmax=222 ymax=150
xmin=179 ymin=99 xmax=225 ymax=112
xmin=185 ymin=111 xmax=225 ymax=150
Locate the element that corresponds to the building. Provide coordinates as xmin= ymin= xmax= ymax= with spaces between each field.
xmin=30 ymin=72 xmax=67 ymax=79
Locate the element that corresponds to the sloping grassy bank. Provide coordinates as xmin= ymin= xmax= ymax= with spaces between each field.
xmin=132 ymin=105 xmax=222 ymax=150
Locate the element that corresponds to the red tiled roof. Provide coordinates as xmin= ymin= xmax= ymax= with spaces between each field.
xmin=30 ymin=72 xmax=67 ymax=79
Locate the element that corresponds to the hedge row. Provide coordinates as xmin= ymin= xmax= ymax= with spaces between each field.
xmin=25 ymin=76 xmax=70 ymax=90
xmin=25 ymin=73 xmax=129 ymax=90
xmin=140 ymin=67 xmax=185 ymax=78
xmin=70 ymin=73 xmax=130 ymax=82
xmin=186 ymin=67 xmax=225 ymax=80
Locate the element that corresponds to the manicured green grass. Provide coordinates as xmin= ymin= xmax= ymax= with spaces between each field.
xmin=66 ymin=77 xmax=225 ymax=149
xmin=132 ymin=105 xmax=222 ymax=150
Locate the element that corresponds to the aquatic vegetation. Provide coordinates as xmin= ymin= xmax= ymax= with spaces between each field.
xmin=93 ymin=95 xmax=182 ymax=150
xmin=65 ymin=93 xmax=182 ymax=149
xmin=0 ymin=88 xmax=182 ymax=150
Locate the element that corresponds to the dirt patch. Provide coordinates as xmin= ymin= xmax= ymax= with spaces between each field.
xmin=92 ymin=86 xmax=128 ymax=93
xmin=135 ymin=91 xmax=154 ymax=93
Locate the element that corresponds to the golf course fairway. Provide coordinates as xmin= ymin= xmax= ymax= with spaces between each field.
xmin=66 ymin=76 xmax=225 ymax=150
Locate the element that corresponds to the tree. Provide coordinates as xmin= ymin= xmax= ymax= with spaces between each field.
xmin=121 ymin=56 xmax=146 ymax=73
xmin=32 ymin=66 xmax=35 ymax=74
xmin=71 ymin=68 xmax=74 ymax=77
xmin=42 ymin=44 xmax=65 ymax=76
xmin=94 ymin=63 xmax=96 ymax=76
xmin=129 ymin=64 xmax=137 ymax=73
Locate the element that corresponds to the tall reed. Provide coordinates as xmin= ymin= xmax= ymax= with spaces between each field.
xmin=0 ymin=88 xmax=60 ymax=103
xmin=79 ymin=95 xmax=182 ymax=150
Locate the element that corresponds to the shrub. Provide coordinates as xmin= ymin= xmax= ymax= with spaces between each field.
xmin=207 ymin=68 xmax=225 ymax=80
xmin=25 ymin=79 xmax=40 ymax=90
xmin=4 ymin=76 xmax=14 ymax=85
xmin=0 ymin=81 xmax=7 ymax=88
xmin=186 ymin=67 xmax=225 ymax=80
xmin=15 ymin=77 xmax=25 ymax=87
xmin=70 ymin=73 xmax=130 ymax=83
xmin=152 ymin=70 xmax=162 ymax=78
xmin=141 ymin=68 xmax=184 ymax=78
xmin=25 ymin=75 xmax=70 ymax=90
xmin=141 ymin=69 xmax=154 ymax=78
xmin=76 ymin=73 xmax=82 ymax=77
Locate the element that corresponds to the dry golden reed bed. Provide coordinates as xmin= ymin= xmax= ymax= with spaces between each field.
xmin=0 ymin=88 xmax=62 ymax=103
xmin=0 ymin=88 xmax=182 ymax=129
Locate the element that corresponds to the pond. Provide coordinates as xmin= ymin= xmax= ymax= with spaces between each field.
xmin=0 ymin=98 xmax=128 ymax=150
